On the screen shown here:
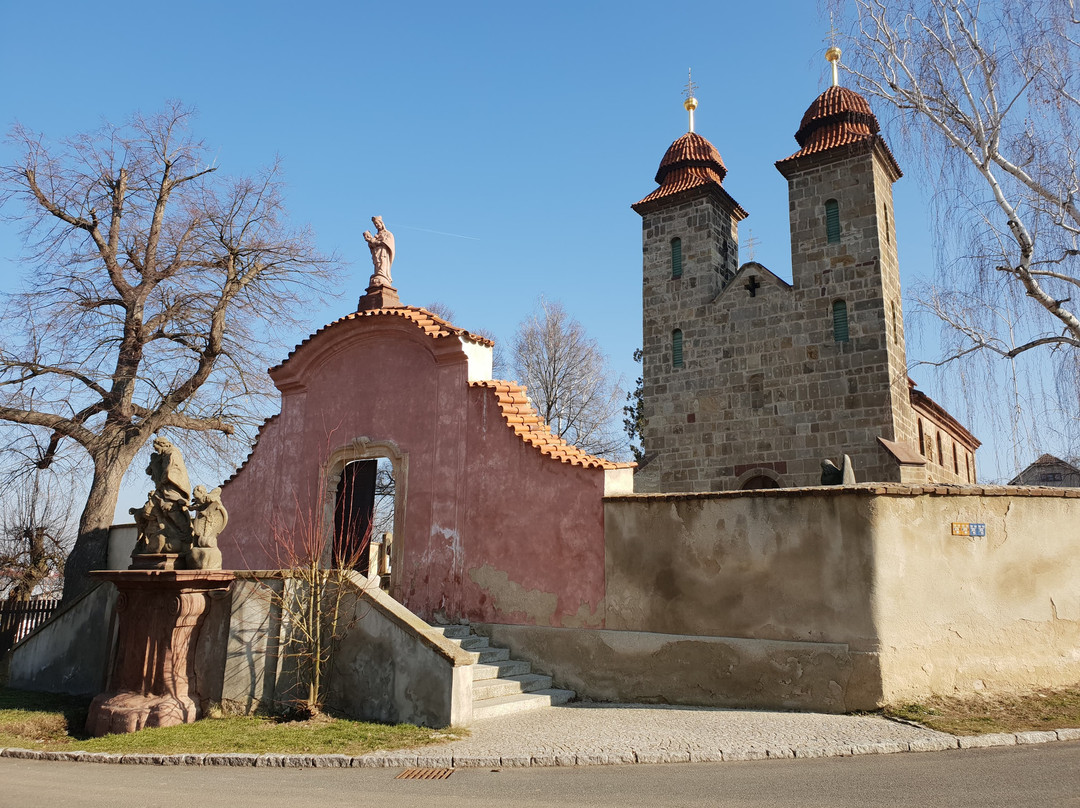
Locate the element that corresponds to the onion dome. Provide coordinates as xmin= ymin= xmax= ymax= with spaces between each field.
xmin=634 ymin=131 xmax=747 ymax=217
xmin=777 ymin=85 xmax=902 ymax=178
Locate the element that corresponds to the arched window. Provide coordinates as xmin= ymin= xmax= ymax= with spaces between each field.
xmin=672 ymin=329 xmax=684 ymax=368
xmin=936 ymin=432 xmax=944 ymax=466
xmin=952 ymin=444 xmax=959 ymax=474
xmin=832 ymin=300 xmax=849 ymax=342
xmin=671 ymin=237 xmax=683 ymax=278
xmin=825 ymin=199 xmax=841 ymax=243
xmin=918 ymin=419 xmax=926 ymax=456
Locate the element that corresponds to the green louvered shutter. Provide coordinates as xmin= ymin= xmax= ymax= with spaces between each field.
xmin=672 ymin=329 xmax=684 ymax=367
xmin=832 ymin=300 xmax=849 ymax=342
xmin=671 ymin=238 xmax=683 ymax=278
xmin=825 ymin=199 xmax=841 ymax=243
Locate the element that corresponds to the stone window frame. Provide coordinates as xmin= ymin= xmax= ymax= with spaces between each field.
xmin=321 ymin=436 xmax=409 ymax=587
xmin=825 ymin=198 xmax=841 ymax=244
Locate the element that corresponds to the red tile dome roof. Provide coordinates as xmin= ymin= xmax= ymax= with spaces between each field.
xmin=654 ymin=132 xmax=728 ymax=185
xmin=634 ymin=132 xmax=746 ymax=217
xmin=777 ymin=85 xmax=901 ymax=176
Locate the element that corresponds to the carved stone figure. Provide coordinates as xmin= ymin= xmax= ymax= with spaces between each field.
xmin=821 ymin=455 xmax=857 ymax=485
xmin=820 ymin=458 xmax=843 ymax=486
xmin=363 ymin=215 xmax=395 ymax=287
xmin=188 ymin=485 xmax=228 ymax=570
xmin=145 ymin=437 xmax=193 ymax=553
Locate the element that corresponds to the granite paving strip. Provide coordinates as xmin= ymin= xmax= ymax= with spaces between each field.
xmin=1 ymin=703 xmax=1078 ymax=768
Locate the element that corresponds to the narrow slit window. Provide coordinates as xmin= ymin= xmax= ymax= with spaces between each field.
xmin=671 ymin=237 xmax=683 ymax=278
xmin=918 ymin=420 xmax=925 ymax=456
xmin=825 ymin=199 xmax=841 ymax=244
xmin=832 ymin=299 xmax=849 ymax=342
xmin=936 ymin=433 xmax=944 ymax=466
xmin=672 ymin=329 xmax=684 ymax=368
xmin=884 ymin=202 xmax=891 ymax=244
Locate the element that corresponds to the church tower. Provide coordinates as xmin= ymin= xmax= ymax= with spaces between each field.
xmin=773 ymin=46 xmax=917 ymax=478
xmin=631 ymin=86 xmax=748 ymax=490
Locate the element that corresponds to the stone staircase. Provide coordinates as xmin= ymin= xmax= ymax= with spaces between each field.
xmin=428 ymin=624 xmax=575 ymax=720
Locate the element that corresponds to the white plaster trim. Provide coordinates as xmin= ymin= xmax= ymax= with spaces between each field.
xmin=459 ymin=336 xmax=493 ymax=382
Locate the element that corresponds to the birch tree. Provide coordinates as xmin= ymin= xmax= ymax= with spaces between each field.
xmin=511 ymin=298 xmax=627 ymax=459
xmin=832 ymin=0 xmax=1080 ymax=462
xmin=0 ymin=103 xmax=340 ymax=600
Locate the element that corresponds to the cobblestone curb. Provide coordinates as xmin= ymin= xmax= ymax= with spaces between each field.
xmin=2 ymin=728 xmax=1078 ymax=768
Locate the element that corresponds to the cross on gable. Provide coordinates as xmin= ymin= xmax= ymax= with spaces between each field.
xmin=745 ymin=275 xmax=761 ymax=297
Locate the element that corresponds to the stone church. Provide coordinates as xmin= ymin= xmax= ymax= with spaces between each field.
xmin=632 ymin=59 xmax=979 ymax=492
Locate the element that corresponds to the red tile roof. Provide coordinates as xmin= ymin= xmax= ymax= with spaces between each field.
xmin=634 ymin=132 xmax=746 ymax=216
xmin=272 ymin=306 xmax=494 ymax=373
xmin=471 ymin=380 xmax=634 ymax=470
xmin=776 ymin=86 xmax=901 ymax=177
xmin=654 ymin=132 xmax=728 ymax=184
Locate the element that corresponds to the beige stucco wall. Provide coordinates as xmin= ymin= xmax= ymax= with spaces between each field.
xmin=870 ymin=491 xmax=1080 ymax=700
xmin=603 ymin=484 xmax=1080 ymax=708
xmin=604 ymin=489 xmax=879 ymax=647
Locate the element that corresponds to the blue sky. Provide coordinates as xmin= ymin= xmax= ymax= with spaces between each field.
xmin=1 ymin=1 xmax=1032 ymax=512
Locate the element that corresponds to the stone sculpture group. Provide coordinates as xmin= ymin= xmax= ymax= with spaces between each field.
xmin=130 ymin=437 xmax=227 ymax=570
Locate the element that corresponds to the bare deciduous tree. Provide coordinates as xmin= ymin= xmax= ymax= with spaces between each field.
xmin=831 ymin=0 xmax=1080 ymax=465
xmin=0 ymin=469 xmax=74 ymax=600
xmin=0 ymin=103 xmax=340 ymax=600
xmin=511 ymin=298 xmax=627 ymax=459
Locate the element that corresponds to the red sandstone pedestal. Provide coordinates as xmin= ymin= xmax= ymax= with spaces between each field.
xmin=85 ymin=569 xmax=234 ymax=737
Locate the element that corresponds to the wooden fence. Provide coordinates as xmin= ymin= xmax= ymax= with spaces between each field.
xmin=0 ymin=598 xmax=59 ymax=656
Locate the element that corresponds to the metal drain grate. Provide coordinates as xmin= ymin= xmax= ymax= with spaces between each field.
xmin=395 ymin=768 xmax=454 ymax=780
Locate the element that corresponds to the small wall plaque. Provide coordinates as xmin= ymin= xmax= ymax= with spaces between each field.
xmin=951 ymin=522 xmax=986 ymax=537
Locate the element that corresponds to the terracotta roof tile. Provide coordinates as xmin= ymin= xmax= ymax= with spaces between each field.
xmin=634 ymin=132 xmax=747 ymax=216
xmin=273 ymin=306 xmax=494 ymax=373
xmin=776 ymin=85 xmax=902 ymax=178
xmin=223 ymin=414 xmax=280 ymax=485
xmin=654 ymin=132 xmax=728 ymax=184
xmin=471 ymin=380 xmax=634 ymax=470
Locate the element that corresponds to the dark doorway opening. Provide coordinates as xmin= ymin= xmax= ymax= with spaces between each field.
xmin=741 ymin=475 xmax=780 ymax=490
xmin=334 ymin=460 xmax=376 ymax=575
xmin=333 ymin=457 xmax=396 ymax=583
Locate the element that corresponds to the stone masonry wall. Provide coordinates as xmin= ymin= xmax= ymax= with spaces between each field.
xmin=638 ymin=143 xmax=940 ymax=490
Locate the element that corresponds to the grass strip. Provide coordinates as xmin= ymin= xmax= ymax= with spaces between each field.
xmin=885 ymin=685 xmax=1080 ymax=736
xmin=0 ymin=687 xmax=461 ymax=755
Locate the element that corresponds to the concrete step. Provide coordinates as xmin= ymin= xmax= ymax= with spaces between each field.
xmin=465 ymin=646 xmax=511 ymax=664
xmin=471 ymin=659 xmax=531 ymax=681
xmin=453 ymin=635 xmax=491 ymax=651
xmin=471 ymin=688 xmax=576 ymax=720
xmin=428 ymin=624 xmax=471 ymax=640
xmin=473 ymin=673 xmax=553 ymax=701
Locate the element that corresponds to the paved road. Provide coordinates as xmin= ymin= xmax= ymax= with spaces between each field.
xmin=2 ymin=742 xmax=1079 ymax=807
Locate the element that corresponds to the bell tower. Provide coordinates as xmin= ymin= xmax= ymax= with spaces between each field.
xmin=774 ymin=47 xmax=917 ymax=477
xmin=632 ymin=82 xmax=748 ymax=489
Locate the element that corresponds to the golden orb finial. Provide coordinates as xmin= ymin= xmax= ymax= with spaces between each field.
xmin=682 ymin=68 xmax=699 ymax=133
xmin=825 ymin=45 xmax=842 ymax=86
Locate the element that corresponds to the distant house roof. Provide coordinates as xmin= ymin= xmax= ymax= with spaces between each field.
xmin=1009 ymin=454 xmax=1080 ymax=486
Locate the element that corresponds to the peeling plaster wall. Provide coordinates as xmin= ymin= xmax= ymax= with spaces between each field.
xmin=603 ymin=486 xmax=1080 ymax=706
xmin=220 ymin=315 xmax=613 ymax=629
xmin=604 ymin=490 xmax=879 ymax=647
xmin=871 ymin=492 xmax=1080 ymax=700
xmin=477 ymin=623 xmax=880 ymax=712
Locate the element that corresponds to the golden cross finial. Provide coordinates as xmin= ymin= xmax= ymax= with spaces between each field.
xmin=683 ymin=68 xmax=699 ymax=133
xmin=825 ymin=13 xmax=843 ymax=87
xmin=743 ymin=228 xmax=760 ymax=262
xmin=825 ymin=13 xmax=840 ymax=48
